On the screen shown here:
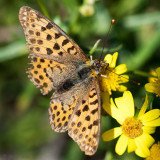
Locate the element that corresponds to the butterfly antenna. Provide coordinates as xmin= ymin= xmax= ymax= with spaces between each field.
xmin=100 ymin=19 xmax=115 ymax=60
xmin=105 ymin=67 xmax=141 ymax=86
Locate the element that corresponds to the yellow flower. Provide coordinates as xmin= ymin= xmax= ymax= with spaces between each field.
xmin=148 ymin=69 xmax=158 ymax=83
xmin=102 ymin=91 xmax=160 ymax=158
xmin=99 ymin=52 xmax=129 ymax=95
xmin=145 ymin=67 xmax=160 ymax=97
xmin=146 ymin=142 xmax=160 ymax=160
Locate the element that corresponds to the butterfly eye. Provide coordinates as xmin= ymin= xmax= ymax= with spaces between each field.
xmin=96 ymin=63 xmax=101 ymax=68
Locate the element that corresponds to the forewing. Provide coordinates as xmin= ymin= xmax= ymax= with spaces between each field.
xmin=68 ymin=78 xmax=101 ymax=155
xmin=19 ymin=6 xmax=89 ymax=95
xmin=48 ymin=78 xmax=92 ymax=132
xmin=19 ymin=6 xmax=88 ymax=62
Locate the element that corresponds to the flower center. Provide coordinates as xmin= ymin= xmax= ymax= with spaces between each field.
xmin=121 ymin=117 xmax=143 ymax=139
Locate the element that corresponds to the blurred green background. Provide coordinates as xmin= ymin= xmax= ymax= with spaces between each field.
xmin=0 ymin=0 xmax=160 ymax=160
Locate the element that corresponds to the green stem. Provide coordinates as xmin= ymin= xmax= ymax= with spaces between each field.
xmin=89 ymin=44 xmax=123 ymax=55
xmin=89 ymin=39 xmax=101 ymax=55
xmin=36 ymin=0 xmax=50 ymax=18
xmin=134 ymin=70 xmax=157 ymax=78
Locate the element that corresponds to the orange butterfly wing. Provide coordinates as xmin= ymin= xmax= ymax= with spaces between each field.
xmin=68 ymin=78 xmax=101 ymax=155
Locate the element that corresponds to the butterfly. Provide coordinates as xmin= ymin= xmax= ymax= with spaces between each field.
xmin=19 ymin=6 xmax=107 ymax=155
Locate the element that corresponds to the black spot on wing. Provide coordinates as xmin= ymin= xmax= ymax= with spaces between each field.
xmin=67 ymin=46 xmax=75 ymax=53
xmin=46 ymin=34 xmax=52 ymax=40
xmin=93 ymin=120 xmax=98 ymax=126
xmin=36 ymin=32 xmax=40 ymax=36
xmin=82 ymin=100 xmax=86 ymax=104
xmin=41 ymin=27 xmax=46 ymax=31
xmin=90 ymin=99 xmax=98 ymax=105
xmin=55 ymin=33 xmax=61 ymax=39
xmin=83 ymin=105 xmax=89 ymax=112
xmin=88 ymin=124 xmax=92 ymax=129
xmin=89 ymin=92 xmax=97 ymax=98
xmin=58 ymin=51 xmax=63 ymax=56
xmin=75 ymin=110 xmax=81 ymax=117
xmin=85 ymin=115 xmax=90 ymax=121
xmin=30 ymin=38 xmax=36 ymax=44
xmin=40 ymin=58 xmax=45 ymax=62
xmin=46 ymin=23 xmax=53 ymax=29
xmin=28 ymin=30 xmax=34 ymax=35
xmin=46 ymin=48 xmax=53 ymax=55
xmin=37 ymin=40 xmax=43 ymax=45
xmin=62 ymin=39 xmax=69 ymax=46
xmin=53 ymin=43 xmax=60 ymax=50
xmin=91 ymin=108 xmax=98 ymax=114
xmin=33 ymin=57 xmax=37 ymax=62
xmin=34 ymin=78 xmax=40 ymax=83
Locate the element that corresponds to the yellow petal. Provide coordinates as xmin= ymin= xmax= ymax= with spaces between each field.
xmin=115 ymin=134 xmax=128 ymax=155
xmin=135 ymin=133 xmax=154 ymax=157
xmin=104 ymin=54 xmax=112 ymax=64
xmin=114 ymin=96 xmax=127 ymax=118
xmin=128 ymin=138 xmax=136 ymax=153
xmin=123 ymin=91 xmax=135 ymax=116
xmin=138 ymin=94 xmax=148 ymax=118
xmin=149 ymin=69 xmax=157 ymax=83
xmin=135 ymin=133 xmax=155 ymax=148
xmin=143 ymin=126 xmax=156 ymax=134
xmin=119 ymin=75 xmax=129 ymax=83
xmin=156 ymin=67 xmax=160 ymax=78
xmin=135 ymin=145 xmax=150 ymax=158
xmin=118 ymin=85 xmax=127 ymax=92
xmin=145 ymin=83 xmax=156 ymax=93
xmin=105 ymin=98 xmax=125 ymax=124
xmin=102 ymin=127 xmax=122 ymax=141
xmin=102 ymin=97 xmax=115 ymax=116
xmin=143 ymin=118 xmax=160 ymax=127
xmin=115 ymin=91 xmax=134 ymax=118
xmin=139 ymin=109 xmax=160 ymax=122
xmin=109 ymin=52 xmax=118 ymax=68
xmin=115 ymin=64 xmax=127 ymax=74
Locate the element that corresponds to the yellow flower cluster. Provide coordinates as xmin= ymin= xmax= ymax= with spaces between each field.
xmin=99 ymin=52 xmax=129 ymax=95
xmin=145 ymin=67 xmax=160 ymax=97
xmin=100 ymin=53 xmax=160 ymax=158
xmin=146 ymin=142 xmax=160 ymax=160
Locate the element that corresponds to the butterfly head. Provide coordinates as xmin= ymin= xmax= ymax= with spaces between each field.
xmin=90 ymin=59 xmax=108 ymax=75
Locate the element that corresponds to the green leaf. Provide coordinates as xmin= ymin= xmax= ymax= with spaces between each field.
xmin=0 ymin=41 xmax=28 ymax=62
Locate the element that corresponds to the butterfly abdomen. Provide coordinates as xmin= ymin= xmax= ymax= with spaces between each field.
xmin=78 ymin=67 xmax=91 ymax=79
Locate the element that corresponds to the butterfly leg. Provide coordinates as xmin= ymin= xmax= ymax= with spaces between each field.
xmin=99 ymin=74 xmax=107 ymax=78
xmin=90 ymin=55 xmax=93 ymax=61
